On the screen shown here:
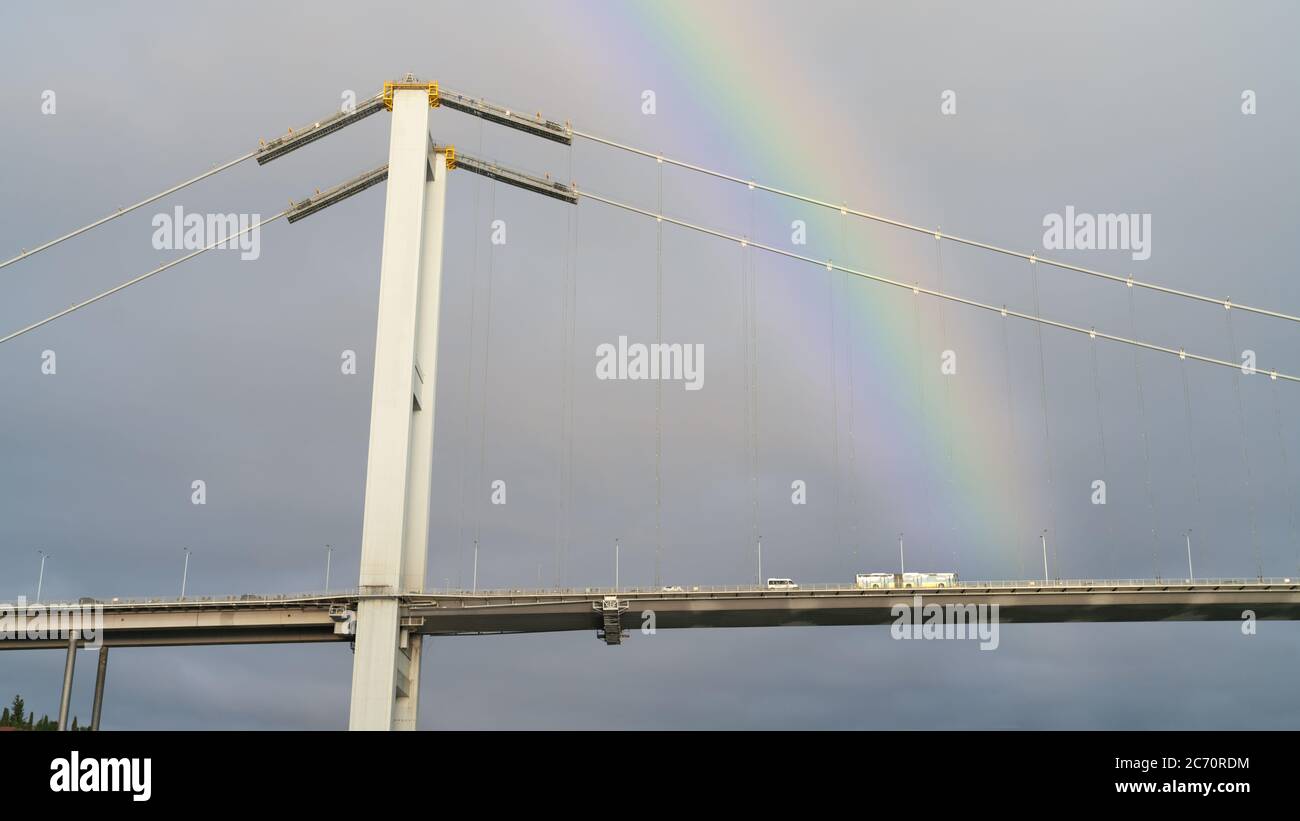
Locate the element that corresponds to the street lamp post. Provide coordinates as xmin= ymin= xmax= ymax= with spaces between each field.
xmin=324 ymin=544 xmax=333 ymax=591
xmin=1041 ymin=530 xmax=1049 ymax=582
xmin=36 ymin=550 xmax=48 ymax=603
xmin=1185 ymin=530 xmax=1194 ymax=582
xmin=180 ymin=549 xmax=191 ymax=599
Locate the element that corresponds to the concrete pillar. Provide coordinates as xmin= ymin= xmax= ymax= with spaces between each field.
xmin=57 ymin=633 xmax=76 ymax=730
xmin=348 ymin=86 xmax=446 ymax=730
xmin=91 ymin=645 xmax=109 ymax=731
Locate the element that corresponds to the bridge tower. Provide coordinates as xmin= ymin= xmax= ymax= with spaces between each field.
xmin=348 ymin=83 xmax=448 ymax=730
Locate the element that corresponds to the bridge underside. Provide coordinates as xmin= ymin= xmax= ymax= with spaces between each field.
xmin=0 ymin=605 xmax=343 ymax=650
xmin=7 ymin=584 xmax=1295 ymax=650
xmin=413 ymin=588 xmax=1300 ymax=636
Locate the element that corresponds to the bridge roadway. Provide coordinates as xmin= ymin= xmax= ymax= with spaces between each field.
xmin=3 ymin=578 xmax=1298 ymax=650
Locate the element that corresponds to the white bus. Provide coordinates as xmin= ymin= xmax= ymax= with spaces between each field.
xmin=766 ymin=578 xmax=799 ymax=590
xmin=855 ymin=572 xmax=958 ymax=589
xmin=902 ymin=572 xmax=957 ymax=588
xmin=855 ymin=573 xmax=897 ymax=589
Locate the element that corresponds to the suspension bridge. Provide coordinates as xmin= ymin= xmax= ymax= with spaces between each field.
xmin=2 ymin=77 xmax=1298 ymax=730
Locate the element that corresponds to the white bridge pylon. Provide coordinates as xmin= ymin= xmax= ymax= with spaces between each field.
xmin=349 ymin=86 xmax=448 ymax=730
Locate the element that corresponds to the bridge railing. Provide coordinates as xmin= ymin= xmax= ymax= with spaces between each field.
xmin=4 ymin=576 xmax=1296 ymax=609
xmin=447 ymin=576 xmax=1299 ymax=597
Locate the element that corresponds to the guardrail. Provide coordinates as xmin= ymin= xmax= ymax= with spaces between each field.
xmin=448 ymin=577 xmax=1300 ymax=597
xmin=5 ymin=576 xmax=1296 ymax=610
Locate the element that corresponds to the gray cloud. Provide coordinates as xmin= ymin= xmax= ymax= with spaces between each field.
xmin=1 ymin=0 xmax=1297 ymax=728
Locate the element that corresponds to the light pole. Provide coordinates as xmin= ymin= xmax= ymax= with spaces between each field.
xmin=756 ymin=537 xmax=763 ymax=587
xmin=614 ymin=538 xmax=620 ymax=591
xmin=1185 ymin=530 xmax=1194 ymax=582
xmin=180 ymin=548 xmax=191 ymax=599
xmin=324 ymin=544 xmax=333 ymax=591
xmin=1040 ymin=530 xmax=1049 ymax=582
xmin=472 ymin=539 xmax=479 ymax=594
xmin=36 ymin=550 xmax=48 ymax=603
xmin=898 ymin=533 xmax=905 ymax=574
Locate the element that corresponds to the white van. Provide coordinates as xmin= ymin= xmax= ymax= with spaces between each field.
xmin=765 ymin=578 xmax=799 ymax=590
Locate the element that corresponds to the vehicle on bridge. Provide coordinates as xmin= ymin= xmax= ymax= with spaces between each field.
xmin=855 ymin=572 xmax=958 ymax=589
xmin=766 ymin=578 xmax=799 ymax=590
xmin=856 ymin=573 xmax=897 ymax=589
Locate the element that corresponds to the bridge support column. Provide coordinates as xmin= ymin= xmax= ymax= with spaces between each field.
xmin=57 ymin=633 xmax=76 ymax=730
xmin=348 ymin=86 xmax=447 ymax=731
xmin=91 ymin=645 xmax=109 ymax=730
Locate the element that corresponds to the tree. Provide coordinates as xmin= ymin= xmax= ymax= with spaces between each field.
xmin=1 ymin=706 xmax=9 ymax=726
xmin=9 ymin=695 xmax=25 ymax=728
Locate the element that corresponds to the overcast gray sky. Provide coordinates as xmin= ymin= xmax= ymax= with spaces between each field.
xmin=2 ymin=0 xmax=1298 ymax=729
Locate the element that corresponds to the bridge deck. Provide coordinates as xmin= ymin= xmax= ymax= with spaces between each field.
xmin=2 ymin=580 xmax=1296 ymax=650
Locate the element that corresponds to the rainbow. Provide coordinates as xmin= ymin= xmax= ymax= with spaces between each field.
xmin=588 ymin=3 xmax=1055 ymax=578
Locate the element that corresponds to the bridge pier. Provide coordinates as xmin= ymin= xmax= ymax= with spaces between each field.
xmin=57 ymin=633 xmax=76 ymax=730
xmin=91 ymin=645 xmax=109 ymax=731
xmin=348 ymin=83 xmax=447 ymax=731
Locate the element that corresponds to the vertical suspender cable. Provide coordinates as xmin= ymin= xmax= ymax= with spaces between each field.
xmin=1179 ymin=355 xmax=1203 ymax=576
xmin=748 ymin=190 xmax=761 ymax=581
xmin=844 ymin=212 xmax=862 ymax=569
xmin=1000 ymin=308 xmax=1025 ymax=579
xmin=654 ymin=159 xmax=664 ymax=588
xmin=555 ymin=141 xmax=575 ymax=588
xmin=1090 ymin=336 xmax=1116 ymax=574
xmin=1269 ymin=379 xmax=1300 ymax=575
xmin=739 ymin=208 xmax=753 ymax=580
xmin=564 ymin=170 xmax=580 ymax=588
xmin=1029 ymin=258 xmax=1060 ymax=578
xmin=935 ymin=233 xmax=958 ymax=574
xmin=828 ymin=215 xmax=843 ymax=568
xmin=910 ymin=277 xmax=935 ymax=569
xmin=743 ymin=233 xmax=754 ymax=584
xmin=1128 ymin=287 xmax=1160 ymax=578
xmin=457 ymin=119 xmax=486 ymax=590
xmin=473 ymin=179 xmax=499 ymax=576
xmin=1226 ymin=309 xmax=1262 ymax=578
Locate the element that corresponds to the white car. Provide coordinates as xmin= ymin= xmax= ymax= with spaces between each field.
xmin=766 ymin=578 xmax=799 ymax=590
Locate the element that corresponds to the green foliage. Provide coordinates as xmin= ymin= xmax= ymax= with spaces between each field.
xmin=0 ymin=695 xmax=83 ymax=730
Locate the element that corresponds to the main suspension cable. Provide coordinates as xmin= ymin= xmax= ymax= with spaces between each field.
xmin=575 ymin=189 xmax=1300 ymax=384
xmin=0 ymin=151 xmax=258 ymax=272
xmin=0 ymin=212 xmax=285 ymax=345
xmin=573 ymin=130 xmax=1300 ymax=324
